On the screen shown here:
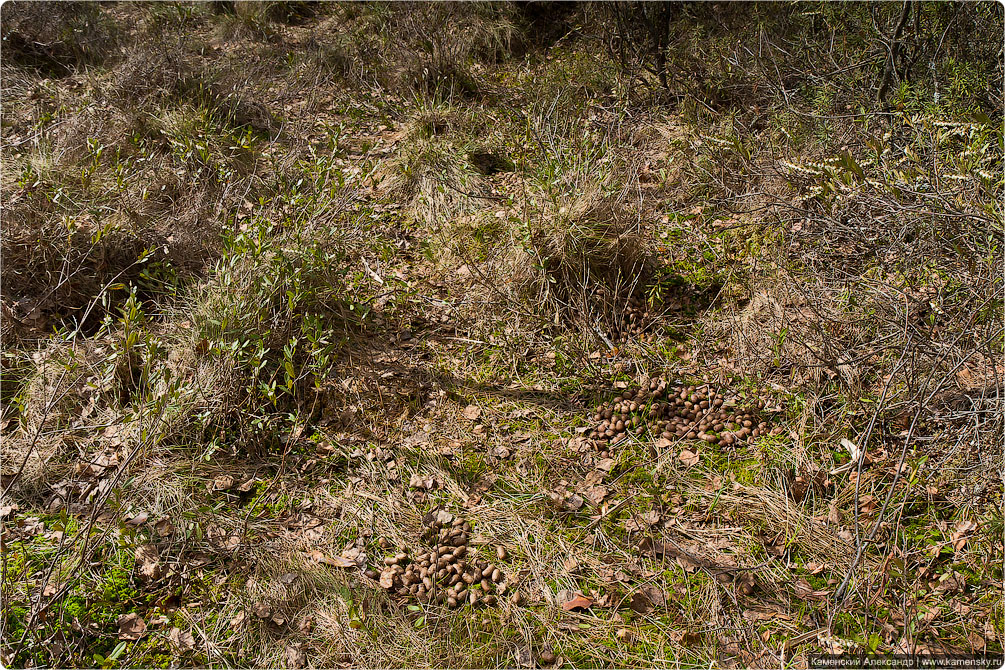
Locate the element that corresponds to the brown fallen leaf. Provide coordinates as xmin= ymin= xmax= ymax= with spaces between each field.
xmin=793 ymin=578 xmax=830 ymax=600
xmin=211 ymin=475 xmax=235 ymax=491
xmin=951 ymin=519 xmax=978 ymax=552
xmin=408 ymin=473 xmax=436 ymax=490
xmin=653 ymin=437 xmax=673 ymax=452
xmin=676 ymin=630 xmax=701 ymax=646
xmin=379 ymin=568 xmax=396 ymax=589
xmin=515 ymin=645 xmax=534 ymax=668
xmin=640 ymin=584 xmax=665 ymax=608
xmin=463 ymin=405 xmax=482 ymax=421
xmin=253 ymin=603 xmax=273 ymax=619
xmin=564 ymin=494 xmax=585 ymax=511
xmin=308 ymin=550 xmax=356 ymax=568
xmin=168 ymin=627 xmax=195 ymax=653
xmin=134 ymin=544 xmax=162 ymax=581
xmin=678 ymin=449 xmax=700 ymax=468
xmin=584 ymin=485 xmax=608 ymax=504
xmin=117 ymin=613 xmax=146 ymax=640
xmin=640 ymin=510 xmax=661 ymax=526
xmin=561 ymin=593 xmax=594 ymax=611
xmin=154 ymin=518 xmax=174 ymax=537
xmin=284 ymin=643 xmax=306 ymax=669
xmin=638 ymin=537 xmax=667 ymax=558
xmin=125 ymin=511 xmax=150 ymax=526
xmin=629 ymin=591 xmax=654 ymax=613
xmin=596 ymin=458 xmax=616 ymax=472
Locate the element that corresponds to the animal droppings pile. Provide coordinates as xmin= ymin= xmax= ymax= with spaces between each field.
xmin=610 ymin=294 xmax=658 ymax=345
xmin=366 ymin=510 xmax=509 ymax=609
xmin=588 ymin=378 xmax=784 ymax=448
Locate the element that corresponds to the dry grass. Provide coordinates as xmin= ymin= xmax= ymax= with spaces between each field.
xmin=381 ymin=3 xmax=520 ymax=98
xmin=376 ymin=135 xmax=488 ymax=230
xmin=2 ymin=3 xmax=1002 ymax=668
xmin=1 ymin=2 xmax=119 ymax=75
xmin=527 ymin=189 xmax=652 ymax=310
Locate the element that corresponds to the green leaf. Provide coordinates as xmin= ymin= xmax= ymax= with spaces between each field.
xmin=840 ymin=151 xmax=864 ymax=180
xmin=108 ymin=642 xmax=128 ymax=661
xmin=972 ymin=111 xmax=992 ymax=126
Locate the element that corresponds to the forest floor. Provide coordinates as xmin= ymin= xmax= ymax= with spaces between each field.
xmin=2 ymin=3 xmax=1003 ymax=668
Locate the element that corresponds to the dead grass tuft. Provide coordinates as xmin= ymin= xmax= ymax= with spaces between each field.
xmin=528 ymin=188 xmax=653 ymax=315
xmin=1 ymin=1 xmax=119 ymax=76
xmin=382 ymin=3 xmax=521 ymax=98
xmin=707 ymin=483 xmax=860 ymax=568
xmin=3 ymin=343 xmax=105 ymax=498
xmin=377 ymin=136 xmax=487 ymax=228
